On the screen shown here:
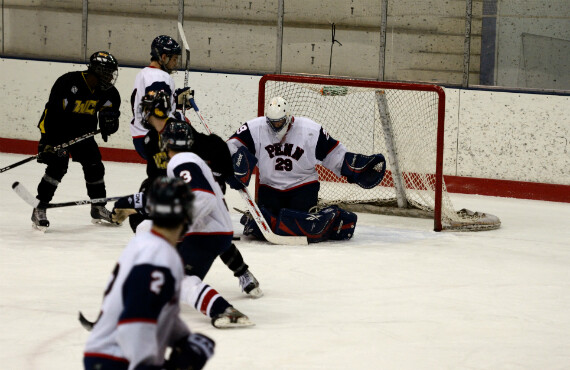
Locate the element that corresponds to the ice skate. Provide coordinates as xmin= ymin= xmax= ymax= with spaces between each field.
xmin=91 ymin=205 xmax=119 ymax=225
xmin=238 ymin=270 xmax=263 ymax=298
xmin=211 ymin=307 xmax=254 ymax=329
xmin=31 ymin=207 xmax=49 ymax=232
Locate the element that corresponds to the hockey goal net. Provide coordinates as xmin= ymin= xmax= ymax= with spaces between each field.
xmin=258 ymin=74 xmax=500 ymax=231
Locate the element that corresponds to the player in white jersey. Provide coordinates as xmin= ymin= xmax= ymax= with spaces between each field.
xmin=226 ymin=96 xmax=386 ymax=243
xmin=84 ymin=177 xmax=215 ymax=370
xmin=112 ymin=95 xmax=261 ymax=328
xmin=130 ymin=35 xmax=194 ymax=159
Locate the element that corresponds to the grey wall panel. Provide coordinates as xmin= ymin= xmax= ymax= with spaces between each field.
xmin=3 ymin=8 xmax=82 ymax=61
xmin=282 ymin=26 xmax=381 ymax=78
xmin=86 ymin=14 xmax=178 ymax=65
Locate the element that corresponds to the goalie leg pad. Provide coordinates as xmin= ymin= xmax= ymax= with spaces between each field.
xmin=275 ymin=206 xmax=341 ymax=243
xmin=328 ymin=207 xmax=357 ymax=240
xmin=340 ymin=152 xmax=386 ymax=189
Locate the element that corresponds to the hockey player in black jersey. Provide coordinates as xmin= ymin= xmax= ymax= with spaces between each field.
xmin=127 ymin=90 xmax=234 ymax=232
xmin=32 ymin=51 xmax=121 ymax=231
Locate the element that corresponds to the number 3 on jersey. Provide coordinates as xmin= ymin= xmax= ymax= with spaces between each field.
xmin=179 ymin=169 xmax=192 ymax=183
xmin=275 ymin=157 xmax=292 ymax=171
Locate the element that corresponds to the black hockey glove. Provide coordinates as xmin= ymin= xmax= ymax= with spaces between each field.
xmin=37 ymin=139 xmax=68 ymax=164
xmin=164 ymin=333 xmax=215 ymax=370
xmin=174 ymin=87 xmax=194 ymax=110
xmin=99 ymin=109 xmax=120 ymax=142
xmin=111 ymin=192 xmax=146 ymax=224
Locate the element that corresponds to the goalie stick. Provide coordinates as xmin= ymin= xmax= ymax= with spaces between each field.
xmin=12 ymin=181 xmax=128 ymax=209
xmin=0 ymin=129 xmax=101 ymax=174
xmin=238 ymin=187 xmax=308 ymax=246
xmin=187 ymin=100 xmax=306 ymax=245
xmin=177 ymin=21 xmax=191 ymax=116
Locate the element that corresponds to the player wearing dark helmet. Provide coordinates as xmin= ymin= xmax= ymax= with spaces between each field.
xmin=130 ymin=35 xmax=194 ymax=159
xmin=31 ymin=51 xmax=121 ymax=231
xmin=112 ymin=92 xmax=262 ymax=328
xmin=84 ymin=177 xmax=215 ymax=370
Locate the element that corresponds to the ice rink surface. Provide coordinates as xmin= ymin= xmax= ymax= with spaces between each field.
xmin=0 ymin=152 xmax=569 ymax=369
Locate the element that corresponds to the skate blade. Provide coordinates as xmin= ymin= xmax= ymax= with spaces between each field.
xmin=32 ymin=224 xmax=48 ymax=233
xmin=91 ymin=218 xmax=121 ymax=226
xmin=246 ymin=287 xmax=264 ymax=298
xmin=212 ymin=317 xmax=255 ymax=329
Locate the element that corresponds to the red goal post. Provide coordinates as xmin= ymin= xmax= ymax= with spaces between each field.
xmin=257 ymin=74 xmax=500 ymax=232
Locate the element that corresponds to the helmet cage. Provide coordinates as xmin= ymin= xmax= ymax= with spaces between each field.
xmin=88 ymin=51 xmax=118 ymax=90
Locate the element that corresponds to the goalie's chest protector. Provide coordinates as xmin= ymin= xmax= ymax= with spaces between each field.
xmin=248 ymin=116 xmax=322 ymax=190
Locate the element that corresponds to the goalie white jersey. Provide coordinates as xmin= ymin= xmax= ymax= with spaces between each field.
xmin=167 ymin=152 xmax=233 ymax=235
xmin=84 ymin=230 xmax=189 ymax=368
xmin=130 ymin=66 xmax=177 ymax=139
xmin=227 ymin=116 xmax=348 ymax=190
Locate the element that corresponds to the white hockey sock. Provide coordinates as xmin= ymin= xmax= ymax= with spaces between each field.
xmin=181 ymin=276 xmax=227 ymax=318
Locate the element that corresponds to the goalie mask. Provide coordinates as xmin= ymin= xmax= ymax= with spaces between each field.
xmin=150 ymin=35 xmax=182 ymax=74
xmin=160 ymin=120 xmax=195 ymax=153
xmin=88 ymin=51 xmax=118 ymax=90
xmin=146 ymin=177 xmax=194 ymax=228
xmin=140 ymin=90 xmax=171 ymax=130
xmin=266 ymin=96 xmax=291 ymax=140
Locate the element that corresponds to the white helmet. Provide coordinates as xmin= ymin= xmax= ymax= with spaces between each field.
xmin=266 ymin=96 xmax=291 ymax=137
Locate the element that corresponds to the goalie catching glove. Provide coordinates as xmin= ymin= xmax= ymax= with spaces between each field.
xmin=340 ymin=152 xmax=386 ymax=189
xmin=174 ymin=87 xmax=195 ymax=110
xmin=111 ymin=192 xmax=146 ymax=224
xmin=98 ymin=109 xmax=120 ymax=142
xmin=227 ymin=146 xmax=258 ymax=190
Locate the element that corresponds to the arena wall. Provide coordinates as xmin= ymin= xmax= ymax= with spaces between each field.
xmin=0 ymin=58 xmax=568 ymax=202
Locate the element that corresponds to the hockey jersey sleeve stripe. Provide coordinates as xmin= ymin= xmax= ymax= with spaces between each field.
xmin=118 ymin=317 xmax=158 ymax=325
xmin=192 ymin=188 xmax=215 ymax=195
xmin=184 ymin=231 xmax=234 ymax=237
xmin=83 ymin=352 xmax=129 ymax=363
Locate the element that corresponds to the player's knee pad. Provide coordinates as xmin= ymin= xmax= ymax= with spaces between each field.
xmin=328 ymin=207 xmax=357 ymax=240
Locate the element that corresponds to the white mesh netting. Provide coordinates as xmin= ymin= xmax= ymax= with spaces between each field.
xmin=260 ymin=76 xmax=500 ymax=231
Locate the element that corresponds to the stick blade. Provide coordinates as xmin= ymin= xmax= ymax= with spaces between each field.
xmin=78 ymin=311 xmax=95 ymax=331
xmin=177 ymin=22 xmax=190 ymax=53
xmin=12 ymin=181 xmax=40 ymax=208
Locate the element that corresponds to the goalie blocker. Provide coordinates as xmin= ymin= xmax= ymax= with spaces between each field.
xmin=241 ymin=205 xmax=357 ymax=243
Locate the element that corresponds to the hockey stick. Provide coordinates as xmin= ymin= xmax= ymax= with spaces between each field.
xmin=12 ymin=181 xmax=128 ymax=209
xmin=0 ymin=129 xmax=101 ymax=174
xmin=189 ymin=98 xmax=213 ymax=134
xmin=177 ymin=21 xmax=191 ymax=116
xmin=238 ymin=187 xmax=308 ymax=246
xmin=78 ymin=311 xmax=96 ymax=331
